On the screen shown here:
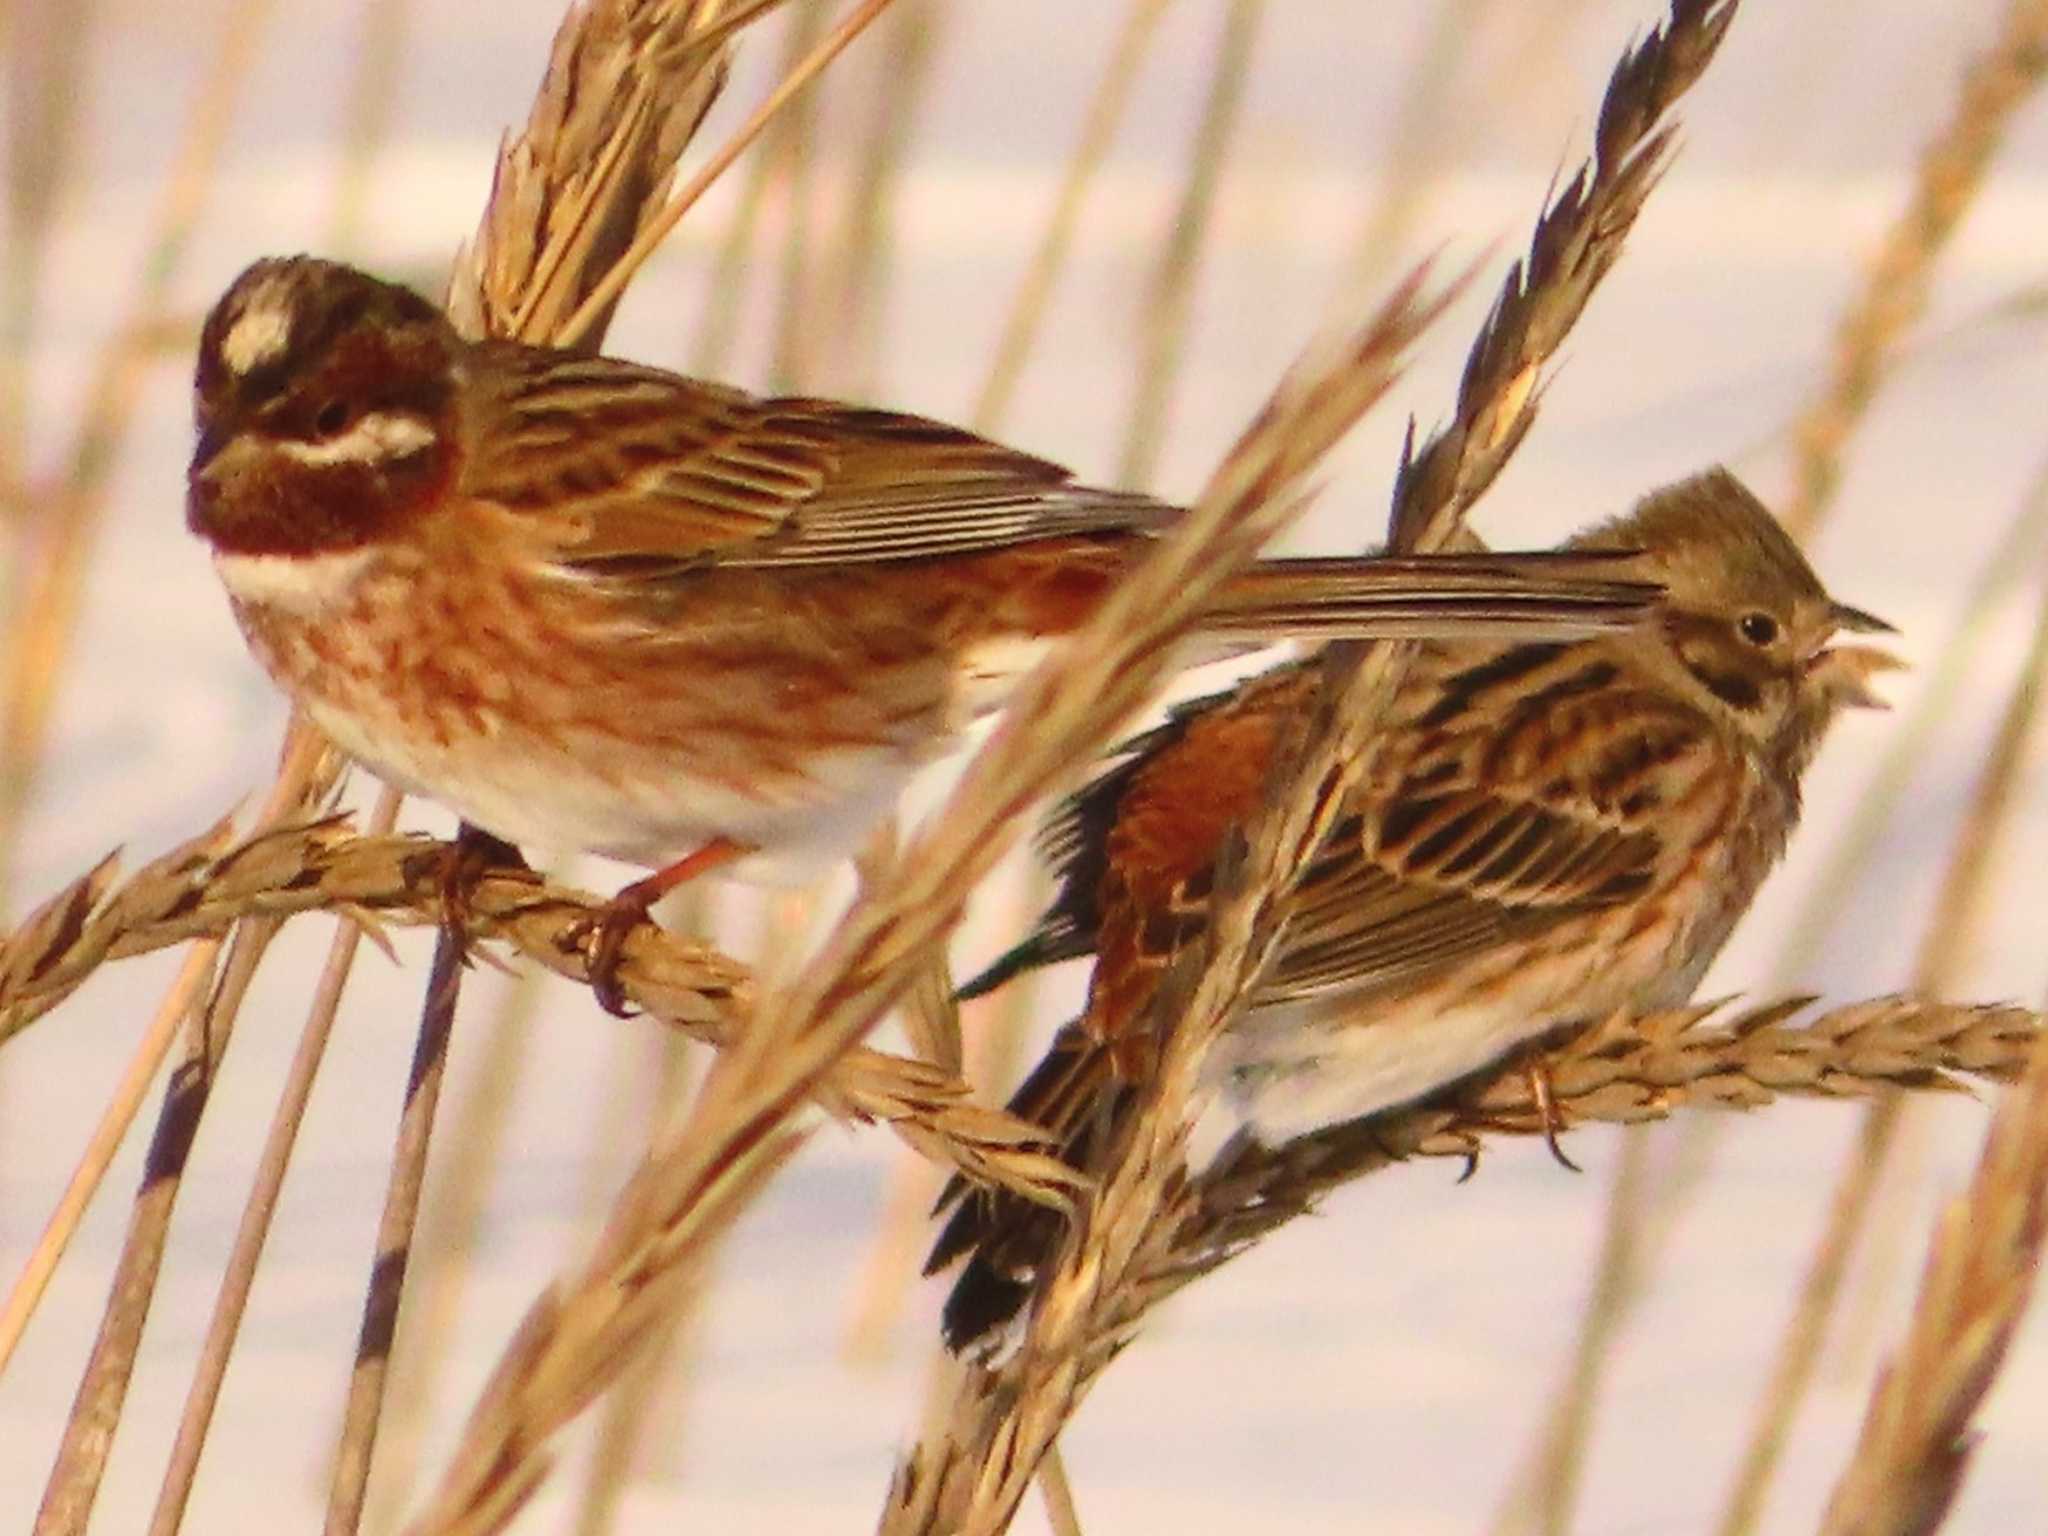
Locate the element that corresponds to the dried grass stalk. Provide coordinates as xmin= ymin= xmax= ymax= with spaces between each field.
xmin=1117 ymin=0 xmax=1262 ymax=488
xmin=554 ymin=0 xmax=903 ymax=349
xmin=1816 ymin=1024 xmax=2048 ymax=1536
xmin=0 ymin=820 xmax=1092 ymax=1207
xmin=0 ymin=822 xmax=742 ymax=1045
xmin=971 ymin=0 xmax=1175 ymax=432
xmin=1181 ymin=996 xmax=2040 ymax=1270
xmin=402 ymin=1113 xmax=803 ymax=1536
xmin=24 ymin=729 xmax=342 ymax=1536
xmin=1388 ymin=0 xmax=1738 ymax=548
xmin=449 ymin=0 xmax=748 ymax=343
xmin=144 ymin=789 xmax=406 ymax=1536
xmin=1781 ymin=0 xmax=2048 ymax=539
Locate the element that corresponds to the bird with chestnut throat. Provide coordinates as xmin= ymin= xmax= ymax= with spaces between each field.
xmin=928 ymin=467 xmax=1900 ymax=1351
xmin=187 ymin=255 xmax=1657 ymax=1013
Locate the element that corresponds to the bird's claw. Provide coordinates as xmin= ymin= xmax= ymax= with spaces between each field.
xmin=1526 ymin=1063 xmax=1581 ymax=1172
xmin=439 ymin=826 xmax=529 ymax=962
xmin=572 ymin=888 xmax=660 ymax=1018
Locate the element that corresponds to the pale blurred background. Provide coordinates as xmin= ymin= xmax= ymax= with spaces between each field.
xmin=5 ymin=0 xmax=2048 ymax=1530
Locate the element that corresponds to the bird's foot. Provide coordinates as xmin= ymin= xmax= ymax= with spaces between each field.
xmin=1525 ymin=1062 xmax=1581 ymax=1172
xmin=577 ymin=837 xmax=749 ymax=1017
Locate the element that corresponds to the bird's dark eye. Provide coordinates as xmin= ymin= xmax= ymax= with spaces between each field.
xmin=313 ymin=398 xmax=352 ymax=436
xmin=1737 ymin=611 xmax=1779 ymax=647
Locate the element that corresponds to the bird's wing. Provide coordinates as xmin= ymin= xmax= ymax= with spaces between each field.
xmin=463 ymin=346 xmax=1173 ymax=573
xmin=1254 ymin=677 xmax=1712 ymax=1007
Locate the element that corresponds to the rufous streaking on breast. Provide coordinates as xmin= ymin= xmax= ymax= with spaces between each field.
xmin=188 ymin=254 xmax=1663 ymax=1012
xmin=929 ymin=467 xmax=1900 ymax=1351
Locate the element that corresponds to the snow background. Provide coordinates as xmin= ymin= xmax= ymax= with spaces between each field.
xmin=5 ymin=0 xmax=2048 ymax=1530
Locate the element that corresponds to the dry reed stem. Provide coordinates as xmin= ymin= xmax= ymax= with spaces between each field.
xmin=554 ymin=0 xmax=902 ymax=350
xmin=1816 ymin=1026 xmax=2048 ymax=1536
xmin=0 ymin=819 xmax=1099 ymax=1206
xmin=818 ymin=0 xmax=941 ymax=394
xmin=970 ymin=0 xmax=1176 ymax=433
xmin=0 ymin=0 xmax=93 ymax=505
xmin=840 ymin=0 xmax=1168 ymax=1370
xmin=1715 ymin=547 xmax=2048 ymax=1536
xmin=842 ymin=0 xmax=1168 ymax=1359
xmin=567 ymin=1036 xmax=702 ymax=1536
xmin=767 ymin=0 xmax=829 ymax=390
xmin=0 ymin=0 xmax=276 ymax=905
xmin=857 ymin=818 xmax=965 ymax=1077
xmin=363 ymin=934 xmax=558 ymax=1536
xmin=32 ymin=807 xmax=334 ymax=1531
xmin=1780 ymin=0 xmax=2048 ymax=540
xmin=25 ymin=726 xmax=341 ymax=1536
xmin=389 ymin=13 xmax=775 ymax=1499
xmin=842 ymin=890 xmax=1059 ymax=1368
xmin=410 ymin=258 xmax=1456 ymax=1536
xmin=146 ymin=786 xmax=406 ymax=1536
xmin=1168 ymin=997 xmax=2039 ymax=1275
xmin=36 ymin=932 xmax=275 ymax=1534
xmin=887 ymin=8 xmax=1739 ymax=1527
xmin=145 ymin=29 xmax=427 ymax=1522
xmin=326 ymin=897 xmax=470 ymax=1536
xmin=1344 ymin=0 xmax=1498 ymax=286
xmin=0 ymin=942 xmax=219 ymax=1375
xmin=1035 ymin=1443 xmax=1085 ymax=1536
xmin=1116 ymin=0 xmax=1262 ymax=489
xmin=850 ymin=0 xmax=1242 ymax=1361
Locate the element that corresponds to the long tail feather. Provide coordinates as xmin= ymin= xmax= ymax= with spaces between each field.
xmin=1210 ymin=550 xmax=1654 ymax=639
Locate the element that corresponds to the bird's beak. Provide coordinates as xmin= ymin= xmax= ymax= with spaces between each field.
xmin=1828 ymin=600 xmax=1896 ymax=635
xmin=190 ymin=423 xmax=258 ymax=486
xmin=186 ymin=426 xmax=262 ymax=541
xmin=1808 ymin=644 xmax=1906 ymax=710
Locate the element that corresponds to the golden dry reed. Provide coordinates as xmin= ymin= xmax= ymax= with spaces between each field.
xmin=0 ymin=1 xmax=2044 ymax=1533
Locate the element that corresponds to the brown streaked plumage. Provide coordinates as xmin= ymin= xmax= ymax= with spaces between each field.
xmin=929 ymin=468 xmax=1900 ymax=1350
xmin=187 ymin=255 xmax=1656 ymax=1011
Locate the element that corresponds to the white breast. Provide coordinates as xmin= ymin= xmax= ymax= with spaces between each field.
xmin=214 ymin=547 xmax=381 ymax=617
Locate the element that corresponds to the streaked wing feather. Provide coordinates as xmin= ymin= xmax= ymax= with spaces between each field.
xmin=1267 ymin=881 xmax=1513 ymax=1002
xmin=469 ymin=350 xmax=1174 ymax=572
xmin=1251 ymin=721 xmax=1670 ymax=1006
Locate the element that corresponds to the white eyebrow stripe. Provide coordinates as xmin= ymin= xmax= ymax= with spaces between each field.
xmin=276 ymin=413 xmax=438 ymax=466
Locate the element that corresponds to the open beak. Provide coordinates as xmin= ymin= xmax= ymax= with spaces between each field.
xmin=1798 ymin=597 xmax=1903 ymax=710
xmin=1809 ymin=643 xmax=1906 ymax=710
